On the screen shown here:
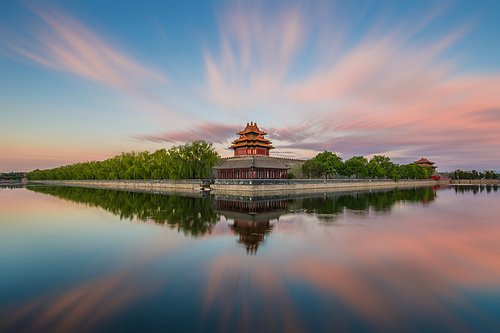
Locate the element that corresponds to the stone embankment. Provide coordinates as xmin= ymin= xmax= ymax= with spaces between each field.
xmin=450 ymin=179 xmax=500 ymax=185
xmin=212 ymin=178 xmax=454 ymax=196
xmin=29 ymin=178 xmax=499 ymax=196
xmin=29 ymin=179 xmax=201 ymax=193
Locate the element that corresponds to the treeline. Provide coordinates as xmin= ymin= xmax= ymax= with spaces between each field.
xmin=297 ymin=151 xmax=433 ymax=180
xmin=453 ymin=170 xmax=499 ymax=180
xmin=0 ymin=172 xmax=25 ymax=180
xmin=27 ymin=141 xmax=220 ymax=181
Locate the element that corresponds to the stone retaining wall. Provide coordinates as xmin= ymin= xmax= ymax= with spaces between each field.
xmin=212 ymin=179 xmax=451 ymax=196
xmin=30 ymin=179 xmax=201 ymax=192
xmin=450 ymin=179 xmax=500 ymax=185
xmin=29 ymin=178 xmax=499 ymax=197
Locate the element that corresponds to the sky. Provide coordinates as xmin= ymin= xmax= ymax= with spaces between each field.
xmin=1 ymin=0 xmax=499 ymax=172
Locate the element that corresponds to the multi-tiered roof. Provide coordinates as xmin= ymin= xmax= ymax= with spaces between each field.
xmin=229 ymin=122 xmax=274 ymax=156
xmin=413 ymin=158 xmax=437 ymax=170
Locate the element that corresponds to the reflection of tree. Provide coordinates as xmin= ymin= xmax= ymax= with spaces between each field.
xmin=27 ymin=185 xmax=219 ymax=236
xmin=26 ymin=185 xmax=442 ymax=238
xmin=289 ymin=187 xmax=438 ymax=221
xmin=454 ymin=185 xmax=499 ymax=195
xmin=0 ymin=184 xmax=25 ymax=189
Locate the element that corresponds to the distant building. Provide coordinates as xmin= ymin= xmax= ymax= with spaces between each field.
xmin=413 ymin=157 xmax=437 ymax=171
xmin=215 ymin=122 xmax=297 ymax=179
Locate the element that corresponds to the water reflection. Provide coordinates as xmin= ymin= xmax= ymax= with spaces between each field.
xmin=289 ymin=186 xmax=437 ymax=218
xmin=27 ymin=185 xmax=439 ymax=243
xmin=453 ymin=184 xmax=499 ymax=194
xmin=2 ymin=185 xmax=500 ymax=332
xmin=0 ymin=183 xmax=25 ymax=189
xmin=216 ymin=199 xmax=288 ymax=255
xmin=2 ymin=266 xmax=159 ymax=333
xmin=27 ymin=185 xmax=219 ymax=236
xmin=202 ymin=187 xmax=500 ymax=332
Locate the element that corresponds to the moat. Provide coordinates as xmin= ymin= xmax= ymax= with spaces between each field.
xmin=1 ymin=184 xmax=499 ymax=332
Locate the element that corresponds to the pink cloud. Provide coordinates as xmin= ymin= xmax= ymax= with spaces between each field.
xmin=199 ymin=2 xmax=500 ymax=169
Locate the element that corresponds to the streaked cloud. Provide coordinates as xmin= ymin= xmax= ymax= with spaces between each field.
xmin=199 ymin=1 xmax=500 ymax=169
xmin=203 ymin=0 xmax=306 ymax=110
xmin=1 ymin=1 xmax=499 ymax=170
xmin=1 ymin=3 xmax=166 ymax=98
xmin=133 ymin=122 xmax=242 ymax=144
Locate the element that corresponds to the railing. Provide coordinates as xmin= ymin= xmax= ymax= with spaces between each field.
xmin=214 ymin=178 xmax=411 ymax=185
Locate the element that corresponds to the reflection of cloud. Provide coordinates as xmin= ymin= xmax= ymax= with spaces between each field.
xmin=0 ymin=235 xmax=189 ymax=333
xmin=201 ymin=206 xmax=500 ymax=331
xmin=2 ymin=4 xmax=166 ymax=98
xmin=1 ymin=269 xmax=156 ymax=333
xmin=202 ymin=256 xmax=304 ymax=332
xmin=287 ymin=213 xmax=500 ymax=330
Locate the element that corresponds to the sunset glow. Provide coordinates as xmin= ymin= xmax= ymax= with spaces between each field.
xmin=1 ymin=1 xmax=499 ymax=171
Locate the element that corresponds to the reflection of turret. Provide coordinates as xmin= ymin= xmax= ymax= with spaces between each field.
xmin=215 ymin=198 xmax=288 ymax=255
xmin=231 ymin=221 xmax=273 ymax=256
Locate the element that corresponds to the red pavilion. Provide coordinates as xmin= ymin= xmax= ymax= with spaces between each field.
xmin=214 ymin=122 xmax=290 ymax=179
xmin=413 ymin=157 xmax=438 ymax=171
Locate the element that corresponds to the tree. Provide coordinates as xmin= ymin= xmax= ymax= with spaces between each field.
xmin=288 ymin=164 xmax=303 ymax=179
xmin=369 ymin=155 xmax=396 ymax=178
xmin=313 ymin=151 xmax=344 ymax=178
xmin=302 ymin=159 xmax=326 ymax=179
xmin=389 ymin=164 xmax=402 ymax=181
xmin=370 ymin=155 xmax=390 ymax=165
xmin=188 ymin=140 xmax=220 ymax=179
xmin=367 ymin=160 xmax=386 ymax=179
xmin=26 ymin=140 xmax=221 ymax=180
xmin=344 ymin=156 xmax=368 ymax=178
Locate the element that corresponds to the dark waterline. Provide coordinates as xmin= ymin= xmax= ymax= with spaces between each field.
xmin=1 ymin=185 xmax=499 ymax=332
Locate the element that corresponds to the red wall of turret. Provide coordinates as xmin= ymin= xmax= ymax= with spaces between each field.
xmin=234 ymin=148 xmax=269 ymax=156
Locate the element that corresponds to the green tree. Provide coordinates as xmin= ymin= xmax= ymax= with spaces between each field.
xmin=389 ymin=164 xmax=403 ymax=181
xmin=369 ymin=155 xmax=395 ymax=178
xmin=302 ymin=159 xmax=326 ymax=179
xmin=313 ymin=151 xmax=344 ymax=178
xmin=367 ymin=160 xmax=386 ymax=179
xmin=344 ymin=156 xmax=368 ymax=178
xmin=26 ymin=140 xmax=220 ymax=180
xmin=189 ymin=140 xmax=221 ymax=178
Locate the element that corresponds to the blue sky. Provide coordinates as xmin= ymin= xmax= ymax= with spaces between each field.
xmin=1 ymin=0 xmax=500 ymax=172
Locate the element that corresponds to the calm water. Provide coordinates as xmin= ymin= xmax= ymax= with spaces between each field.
xmin=1 ymin=184 xmax=500 ymax=332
